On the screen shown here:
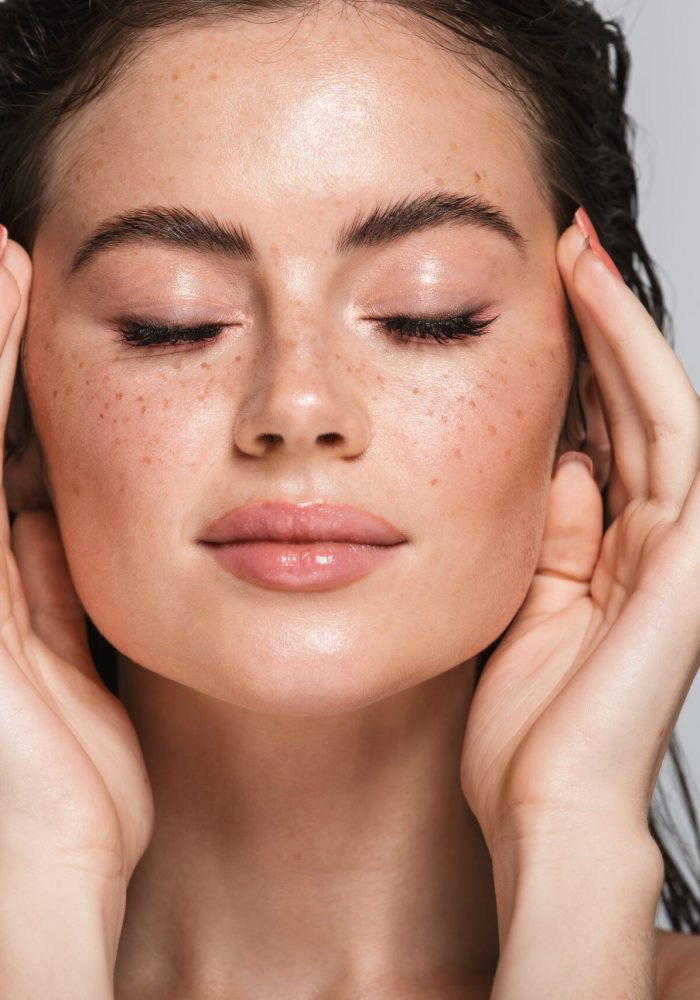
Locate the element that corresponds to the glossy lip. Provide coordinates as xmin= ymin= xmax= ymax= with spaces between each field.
xmin=199 ymin=501 xmax=408 ymax=591
xmin=199 ymin=500 xmax=408 ymax=545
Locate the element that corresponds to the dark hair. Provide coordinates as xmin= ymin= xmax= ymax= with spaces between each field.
xmin=1 ymin=0 xmax=698 ymax=933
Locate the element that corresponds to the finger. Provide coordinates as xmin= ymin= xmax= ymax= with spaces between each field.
xmin=0 ymin=239 xmax=32 ymax=547
xmin=11 ymin=509 xmax=97 ymax=682
xmin=557 ymin=226 xmax=649 ymax=509
xmin=571 ymin=231 xmax=700 ymax=509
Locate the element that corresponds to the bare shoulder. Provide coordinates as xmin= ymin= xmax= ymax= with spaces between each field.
xmin=656 ymin=928 xmax=700 ymax=999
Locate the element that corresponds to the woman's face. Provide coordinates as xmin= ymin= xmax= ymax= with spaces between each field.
xmin=23 ymin=5 xmax=575 ymax=713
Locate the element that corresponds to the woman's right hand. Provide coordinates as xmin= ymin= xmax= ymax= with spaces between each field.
xmin=0 ymin=233 xmax=154 ymax=901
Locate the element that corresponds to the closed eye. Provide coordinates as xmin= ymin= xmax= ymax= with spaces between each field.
xmin=113 ymin=311 xmax=498 ymax=350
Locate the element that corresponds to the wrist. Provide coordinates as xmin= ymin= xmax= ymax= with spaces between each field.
xmin=0 ymin=864 xmax=125 ymax=999
xmin=488 ymin=821 xmax=663 ymax=948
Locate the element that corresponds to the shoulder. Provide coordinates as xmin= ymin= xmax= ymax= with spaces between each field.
xmin=656 ymin=928 xmax=700 ymax=999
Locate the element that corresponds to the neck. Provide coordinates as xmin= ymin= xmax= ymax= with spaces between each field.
xmin=114 ymin=654 xmax=499 ymax=998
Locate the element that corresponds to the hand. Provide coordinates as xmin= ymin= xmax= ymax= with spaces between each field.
xmin=0 ymin=234 xmax=154 ymax=894
xmin=460 ymin=214 xmax=700 ymax=857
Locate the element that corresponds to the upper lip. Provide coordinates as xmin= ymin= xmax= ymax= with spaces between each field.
xmin=200 ymin=500 xmax=408 ymax=545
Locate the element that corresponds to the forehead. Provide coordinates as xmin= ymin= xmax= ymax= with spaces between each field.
xmin=46 ymin=4 xmax=548 ymax=247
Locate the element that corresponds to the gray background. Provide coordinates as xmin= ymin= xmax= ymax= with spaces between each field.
xmin=595 ymin=0 xmax=700 ymax=923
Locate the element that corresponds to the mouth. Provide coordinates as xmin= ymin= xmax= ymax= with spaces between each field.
xmin=199 ymin=500 xmax=407 ymax=591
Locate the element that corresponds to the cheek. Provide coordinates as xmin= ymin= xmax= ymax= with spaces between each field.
xmin=395 ymin=343 xmax=570 ymax=635
xmin=24 ymin=345 xmax=223 ymax=556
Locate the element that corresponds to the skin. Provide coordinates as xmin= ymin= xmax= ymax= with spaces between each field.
xmin=10 ymin=3 xmax=613 ymax=997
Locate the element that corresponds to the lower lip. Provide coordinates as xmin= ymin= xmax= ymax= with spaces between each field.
xmin=202 ymin=540 xmax=404 ymax=591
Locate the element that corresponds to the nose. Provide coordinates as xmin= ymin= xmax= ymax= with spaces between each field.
xmin=232 ymin=336 xmax=372 ymax=461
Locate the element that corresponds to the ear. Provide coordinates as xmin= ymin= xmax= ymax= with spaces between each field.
xmin=4 ymin=373 xmax=53 ymax=514
xmin=5 ymin=434 xmax=53 ymax=514
xmin=555 ymin=357 xmax=612 ymax=493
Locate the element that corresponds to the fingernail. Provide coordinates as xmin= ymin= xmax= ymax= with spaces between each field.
xmin=557 ymin=450 xmax=594 ymax=476
xmin=573 ymin=208 xmax=624 ymax=283
xmin=0 ymin=225 xmax=7 ymax=259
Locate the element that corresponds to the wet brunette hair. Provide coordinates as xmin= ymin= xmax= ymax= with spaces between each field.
xmin=0 ymin=0 xmax=698 ymax=932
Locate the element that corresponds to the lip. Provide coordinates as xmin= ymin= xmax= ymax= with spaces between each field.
xmin=199 ymin=501 xmax=407 ymax=591
xmin=200 ymin=500 xmax=408 ymax=545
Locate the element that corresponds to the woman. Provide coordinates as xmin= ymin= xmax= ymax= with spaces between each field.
xmin=0 ymin=0 xmax=698 ymax=996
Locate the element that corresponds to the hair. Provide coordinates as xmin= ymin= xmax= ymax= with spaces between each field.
xmin=1 ymin=0 xmax=698 ymax=933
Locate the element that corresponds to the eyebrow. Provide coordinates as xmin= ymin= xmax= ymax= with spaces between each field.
xmin=67 ymin=190 xmax=526 ymax=277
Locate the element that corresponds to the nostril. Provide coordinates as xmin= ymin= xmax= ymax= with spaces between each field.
xmin=317 ymin=432 xmax=343 ymax=446
xmin=259 ymin=433 xmax=283 ymax=448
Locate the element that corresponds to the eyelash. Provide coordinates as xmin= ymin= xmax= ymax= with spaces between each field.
xmin=115 ymin=312 xmax=497 ymax=350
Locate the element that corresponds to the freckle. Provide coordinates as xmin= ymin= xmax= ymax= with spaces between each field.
xmin=200 ymin=362 xmax=210 ymax=369
xmin=376 ymin=375 xmax=384 ymax=384
xmin=453 ymin=447 xmax=462 ymax=459
xmin=163 ymin=399 xmax=171 ymax=410
xmin=335 ymin=354 xmax=341 ymax=360
xmin=516 ymin=409 xmax=524 ymax=419
xmin=235 ymin=356 xmax=241 ymax=363
xmin=488 ymin=424 xmax=497 ymax=436
xmin=137 ymin=395 xmax=144 ymax=403
xmin=141 ymin=405 xmax=147 ymax=415
xmin=441 ymin=415 xmax=448 ymax=424
xmin=99 ymin=412 xmax=104 ymax=419
xmin=430 ymin=478 xmax=439 ymax=486
xmin=346 ymin=366 xmax=352 ymax=373
xmin=112 ymin=417 xmax=117 ymax=426
xmin=499 ymin=356 xmax=508 ymax=365
xmin=474 ymin=171 xmax=481 ymax=182
xmin=412 ymin=387 xmax=420 ymax=395
xmin=142 ymin=456 xmax=152 ymax=465
xmin=52 ymin=389 xmax=58 ymax=399
xmin=84 ymin=378 xmax=92 ymax=386
xmin=78 ymin=362 xmax=84 ymax=369
xmin=115 ymin=392 xmax=123 ymax=400
xmin=72 ymin=485 xmax=80 ymax=497
xmin=104 ymin=400 xmax=110 ymax=409
xmin=468 ymin=400 xmax=477 ymax=409
xmin=506 ymin=448 xmax=512 ymax=456
xmin=528 ymin=357 xmax=537 ymax=368
xmin=44 ymin=343 xmax=49 ymax=352
xmin=208 ymin=71 xmax=218 ymax=81
xmin=171 ymin=70 xmax=179 ymax=81
xmin=477 ymin=464 xmax=484 ymax=474
xmin=120 ymin=486 xmax=126 ymax=494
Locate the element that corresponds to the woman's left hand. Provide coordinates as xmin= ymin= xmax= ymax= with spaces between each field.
xmin=460 ymin=213 xmax=700 ymax=859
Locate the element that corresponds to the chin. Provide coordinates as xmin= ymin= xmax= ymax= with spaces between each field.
xmin=125 ymin=620 xmax=458 ymax=717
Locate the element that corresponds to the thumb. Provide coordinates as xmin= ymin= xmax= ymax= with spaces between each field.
xmin=10 ymin=508 xmax=96 ymax=679
xmin=518 ymin=453 xmax=604 ymax=620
